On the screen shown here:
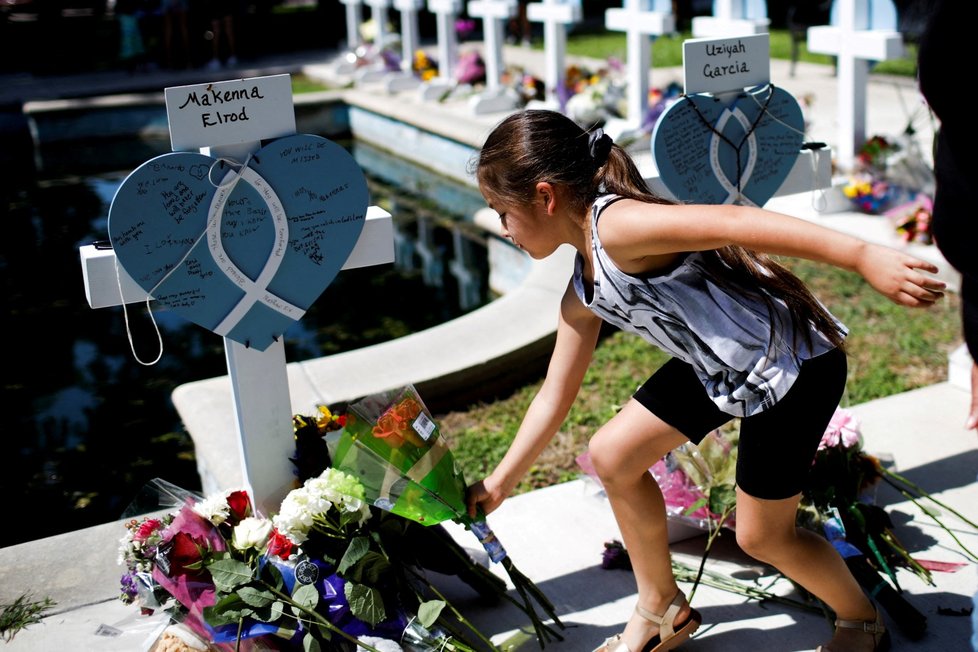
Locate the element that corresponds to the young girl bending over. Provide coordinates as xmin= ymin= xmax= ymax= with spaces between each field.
xmin=464 ymin=110 xmax=945 ymax=652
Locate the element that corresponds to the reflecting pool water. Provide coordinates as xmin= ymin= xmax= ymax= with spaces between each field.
xmin=0 ymin=135 xmax=490 ymax=545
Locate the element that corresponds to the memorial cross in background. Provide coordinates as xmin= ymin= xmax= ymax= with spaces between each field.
xmin=526 ymin=0 xmax=582 ymax=106
xmin=692 ymin=0 xmax=770 ymax=38
xmin=807 ymin=0 xmax=903 ymax=169
xmin=605 ymin=0 xmax=675 ymax=131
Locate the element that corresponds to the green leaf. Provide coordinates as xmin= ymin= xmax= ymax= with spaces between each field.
xmin=292 ymin=583 xmax=320 ymax=613
xmin=337 ymin=536 xmax=370 ymax=574
xmin=345 ymin=582 xmax=386 ymax=626
xmin=709 ymin=484 xmax=737 ymax=516
xmin=262 ymin=560 xmax=286 ymax=591
xmin=202 ymin=594 xmax=246 ymax=626
xmin=682 ymin=497 xmax=707 ymax=517
xmin=342 ymin=551 xmax=391 ymax=585
xmin=237 ymin=586 xmax=276 ymax=609
xmin=417 ymin=599 xmax=446 ymax=628
xmin=303 ymin=632 xmax=322 ymax=652
xmin=207 ymin=559 xmax=255 ymax=592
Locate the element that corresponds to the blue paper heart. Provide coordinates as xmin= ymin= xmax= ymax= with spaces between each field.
xmin=651 ymin=85 xmax=804 ymax=206
xmin=108 ymin=134 xmax=370 ymax=351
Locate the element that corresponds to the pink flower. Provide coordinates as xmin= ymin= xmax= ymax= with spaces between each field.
xmin=134 ymin=518 xmax=163 ymax=542
xmin=819 ymin=408 xmax=861 ymax=451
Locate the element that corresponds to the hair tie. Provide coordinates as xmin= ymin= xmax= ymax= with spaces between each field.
xmin=588 ymin=128 xmax=613 ymax=166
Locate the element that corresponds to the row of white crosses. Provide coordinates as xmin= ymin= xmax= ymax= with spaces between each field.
xmin=335 ymin=0 xmax=904 ymax=150
xmin=808 ymin=0 xmax=903 ymax=170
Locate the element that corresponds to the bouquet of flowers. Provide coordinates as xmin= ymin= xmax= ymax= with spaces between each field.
xmin=325 ymin=386 xmax=565 ymax=646
xmin=118 ymin=473 xmax=502 ymax=651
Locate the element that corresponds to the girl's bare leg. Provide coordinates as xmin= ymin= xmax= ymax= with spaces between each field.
xmin=735 ymin=490 xmax=878 ymax=651
xmin=588 ymin=399 xmax=695 ymax=649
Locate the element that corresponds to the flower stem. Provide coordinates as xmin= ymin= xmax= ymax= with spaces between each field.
xmin=403 ymin=568 xmax=498 ymax=652
xmin=688 ymin=504 xmax=735 ymax=603
xmin=264 ymin=583 xmax=383 ymax=652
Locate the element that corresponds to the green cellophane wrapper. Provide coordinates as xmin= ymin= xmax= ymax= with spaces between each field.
xmin=327 ymin=386 xmax=469 ymax=527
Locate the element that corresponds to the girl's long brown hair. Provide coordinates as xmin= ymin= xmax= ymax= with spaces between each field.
xmin=475 ymin=110 xmax=845 ymax=350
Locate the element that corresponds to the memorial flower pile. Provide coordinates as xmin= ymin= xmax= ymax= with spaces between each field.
xmin=842 ymin=133 xmax=936 ymax=245
xmin=119 ymin=391 xmax=565 ymax=651
xmin=579 ymin=408 xmax=977 ymax=639
xmin=558 ymin=60 xmax=627 ymax=127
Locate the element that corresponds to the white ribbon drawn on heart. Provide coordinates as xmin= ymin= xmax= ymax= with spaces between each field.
xmin=205 ymin=165 xmax=305 ymax=338
xmin=708 ymin=105 xmax=760 ymax=207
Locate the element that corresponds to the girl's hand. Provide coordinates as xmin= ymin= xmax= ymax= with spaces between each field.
xmin=856 ymin=244 xmax=946 ymax=307
xmin=466 ymin=474 xmax=511 ymax=519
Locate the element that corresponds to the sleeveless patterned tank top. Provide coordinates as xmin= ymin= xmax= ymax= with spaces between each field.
xmin=572 ymin=194 xmax=847 ymax=417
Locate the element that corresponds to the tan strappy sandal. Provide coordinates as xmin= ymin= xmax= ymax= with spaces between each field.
xmin=593 ymin=590 xmax=702 ymax=652
xmin=815 ymin=608 xmax=890 ymax=652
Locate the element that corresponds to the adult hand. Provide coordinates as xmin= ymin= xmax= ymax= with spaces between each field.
xmin=856 ymin=244 xmax=946 ymax=307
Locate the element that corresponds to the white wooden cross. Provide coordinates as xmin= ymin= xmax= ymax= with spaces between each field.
xmin=365 ymin=0 xmax=393 ymax=52
xmin=382 ymin=0 xmax=426 ymax=92
xmin=807 ymin=0 xmax=903 ymax=170
xmin=605 ymin=0 xmax=675 ymax=130
xmin=420 ymin=0 xmax=464 ymax=100
xmin=468 ymin=0 xmax=521 ymax=114
xmin=355 ymin=0 xmax=398 ymax=84
xmin=79 ymin=75 xmax=395 ymax=516
xmin=340 ymin=0 xmax=366 ymax=50
xmin=526 ymin=0 xmax=581 ymax=105
xmin=692 ymin=0 xmax=770 ymax=38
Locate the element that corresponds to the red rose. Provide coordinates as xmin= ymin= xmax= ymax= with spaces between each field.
xmin=226 ymin=490 xmax=252 ymax=525
xmin=135 ymin=518 xmax=163 ymax=542
xmin=266 ymin=528 xmax=294 ymax=560
xmin=163 ymin=531 xmax=206 ymax=576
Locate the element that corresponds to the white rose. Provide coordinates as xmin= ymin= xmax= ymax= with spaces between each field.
xmin=231 ymin=517 xmax=273 ymax=551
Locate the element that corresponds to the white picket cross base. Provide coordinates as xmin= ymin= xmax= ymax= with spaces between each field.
xmin=80 ymin=76 xmax=395 ymax=516
xmin=468 ymin=0 xmax=518 ymax=113
xmin=807 ymin=0 xmax=903 ymax=170
xmin=527 ymin=0 xmax=581 ymax=105
xmin=692 ymin=0 xmax=770 ymax=38
xmin=605 ymin=0 xmax=675 ymax=130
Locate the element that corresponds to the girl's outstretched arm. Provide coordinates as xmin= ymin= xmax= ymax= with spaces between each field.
xmin=466 ymin=281 xmax=602 ymax=518
xmin=599 ymin=200 xmax=946 ymax=307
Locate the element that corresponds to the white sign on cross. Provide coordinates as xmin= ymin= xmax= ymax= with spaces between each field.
xmin=339 ymin=0 xmax=366 ymax=50
xmin=79 ymin=75 xmax=395 ymax=516
xmin=605 ymin=0 xmax=675 ymax=130
xmin=692 ymin=0 xmax=770 ymax=38
xmin=467 ymin=0 xmax=521 ymax=114
xmin=807 ymin=0 xmax=903 ymax=170
xmin=526 ymin=0 xmax=581 ymax=105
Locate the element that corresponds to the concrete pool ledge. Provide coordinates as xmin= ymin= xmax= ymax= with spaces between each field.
xmin=172 ymin=212 xmax=573 ymax=494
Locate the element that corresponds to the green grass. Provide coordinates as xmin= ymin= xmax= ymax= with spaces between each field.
xmin=558 ymin=28 xmax=916 ymax=76
xmin=0 ymin=594 xmax=56 ymax=643
xmin=440 ymin=256 xmax=961 ymax=495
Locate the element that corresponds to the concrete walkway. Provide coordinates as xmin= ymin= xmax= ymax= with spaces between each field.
xmin=1 ymin=44 xmax=976 ymax=652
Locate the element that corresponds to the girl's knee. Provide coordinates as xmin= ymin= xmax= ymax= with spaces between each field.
xmin=587 ymin=427 xmax=623 ymax=482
